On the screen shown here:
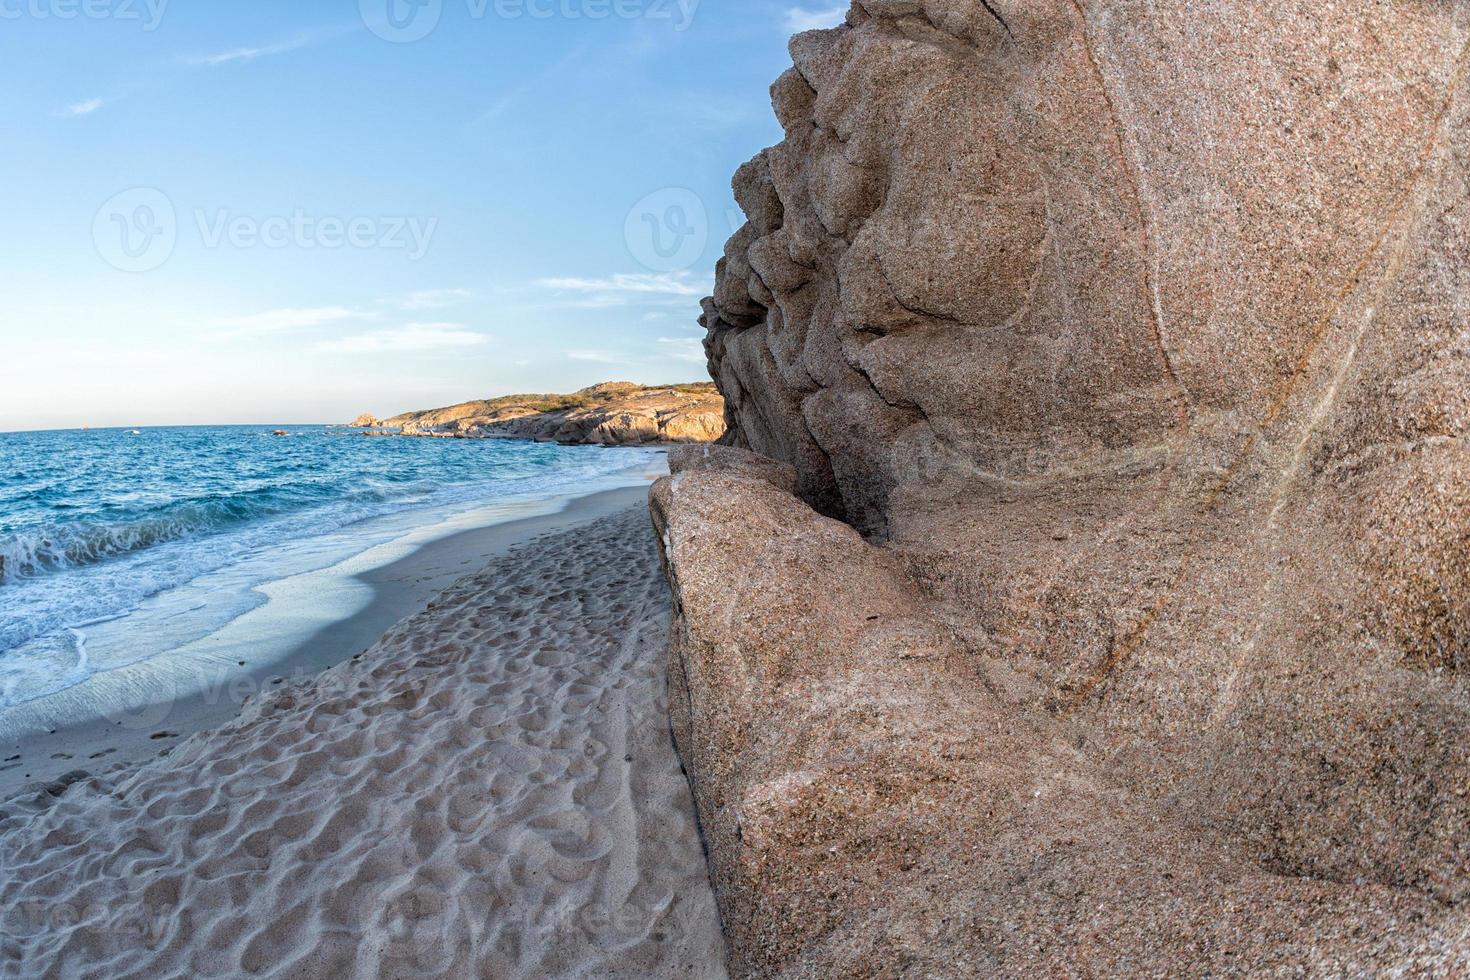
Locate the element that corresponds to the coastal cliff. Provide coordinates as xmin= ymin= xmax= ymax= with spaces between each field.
xmin=355 ymin=382 xmax=725 ymax=446
xmin=661 ymin=2 xmax=1470 ymax=975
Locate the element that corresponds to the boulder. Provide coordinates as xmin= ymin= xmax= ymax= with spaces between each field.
xmin=654 ymin=449 xmax=1468 ymax=977
xmin=675 ymin=1 xmax=1470 ymax=973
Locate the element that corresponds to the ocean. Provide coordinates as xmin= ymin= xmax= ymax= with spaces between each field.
xmin=0 ymin=426 xmax=663 ymax=712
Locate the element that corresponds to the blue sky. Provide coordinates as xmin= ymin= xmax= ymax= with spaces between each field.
xmin=0 ymin=0 xmax=847 ymax=431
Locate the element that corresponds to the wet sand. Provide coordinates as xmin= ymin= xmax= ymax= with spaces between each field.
xmin=0 ymin=485 xmax=653 ymax=800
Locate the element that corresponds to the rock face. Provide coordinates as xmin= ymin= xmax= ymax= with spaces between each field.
xmin=366 ymin=382 xmax=725 ymax=446
xmin=347 ymin=413 xmax=380 ymax=428
xmin=668 ymin=2 xmax=1470 ymax=975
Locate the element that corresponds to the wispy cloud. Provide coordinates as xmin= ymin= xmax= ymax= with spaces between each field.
xmin=183 ymin=24 xmax=354 ymax=68
xmin=184 ymin=35 xmax=317 ymax=67
xmin=468 ymin=45 xmax=589 ymax=128
xmin=567 ymin=349 xmax=631 ymax=365
xmin=473 ymin=90 xmax=530 ymax=128
xmin=398 ymin=288 xmax=472 ymax=311
xmin=317 ymin=323 xmax=490 ymax=355
xmin=541 ymin=297 xmax=700 ymax=314
xmin=60 ymin=98 xmax=106 ymax=118
xmin=537 ymin=273 xmax=707 ymax=298
xmin=657 ymin=336 xmax=707 ymax=364
xmin=216 ymin=306 xmax=366 ymax=335
xmin=59 ymin=25 xmax=348 ymax=128
xmin=784 ymin=5 xmax=847 ymax=33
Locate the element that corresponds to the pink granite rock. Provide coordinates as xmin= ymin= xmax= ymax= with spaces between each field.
xmin=672 ymin=1 xmax=1470 ymax=974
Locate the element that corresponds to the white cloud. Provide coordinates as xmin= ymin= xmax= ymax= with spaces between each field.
xmin=467 ymin=45 xmax=588 ymax=129
xmin=644 ymin=312 xmax=705 ymax=329
xmin=543 ymin=295 xmax=700 ymax=312
xmin=784 ymin=5 xmax=847 ymax=33
xmin=398 ymin=288 xmax=472 ymax=310
xmin=316 ymin=323 xmax=490 ymax=355
xmin=184 ymin=33 xmax=315 ymax=68
xmin=657 ymin=337 xmax=707 ymax=364
xmin=559 ymin=296 xmax=630 ymax=310
xmin=511 ymin=272 xmax=710 ymax=315
xmin=186 ymin=38 xmax=307 ymax=66
xmin=536 ymin=273 xmax=708 ymax=298
xmin=567 ymin=349 xmax=630 ymax=365
xmin=216 ymin=306 xmax=365 ymax=335
xmin=60 ymin=98 xmax=106 ymax=117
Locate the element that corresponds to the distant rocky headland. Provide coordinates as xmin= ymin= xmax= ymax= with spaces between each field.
xmin=350 ymin=381 xmax=725 ymax=446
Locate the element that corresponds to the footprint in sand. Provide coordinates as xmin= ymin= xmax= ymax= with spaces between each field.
xmin=0 ymin=507 xmax=727 ymax=977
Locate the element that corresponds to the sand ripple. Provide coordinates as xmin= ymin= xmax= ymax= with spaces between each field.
xmin=0 ymin=507 xmax=727 ymax=979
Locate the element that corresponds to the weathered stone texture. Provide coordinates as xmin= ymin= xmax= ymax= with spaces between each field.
xmin=668 ymin=2 xmax=1470 ymax=974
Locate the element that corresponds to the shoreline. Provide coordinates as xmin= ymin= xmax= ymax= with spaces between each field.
xmin=0 ymin=483 xmax=655 ymax=800
xmin=0 ymin=499 xmax=727 ymax=975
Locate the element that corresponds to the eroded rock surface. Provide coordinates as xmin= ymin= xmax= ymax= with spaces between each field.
xmin=363 ymin=382 xmax=725 ymax=446
xmin=655 ymin=448 xmax=1469 ymax=977
xmin=672 ymin=1 xmax=1470 ymax=975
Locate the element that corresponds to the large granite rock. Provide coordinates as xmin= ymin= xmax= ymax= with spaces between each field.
xmin=654 ymin=449 xmax=1468 ymax=977
xmin=673 ymin=1 xmax=1470 ymax=974
xmin=367 ymin=382 xmax=725 ymax=446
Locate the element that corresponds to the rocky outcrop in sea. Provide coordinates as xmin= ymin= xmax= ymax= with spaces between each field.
xmin=659 ymin=2 xmax=1470 ymax=975
xmin=353 ymin=382 xmax=725 ymax=446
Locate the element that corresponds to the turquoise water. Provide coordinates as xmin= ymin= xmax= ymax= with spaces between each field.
xmin=0 ymin=426 xmax=661 ymax=708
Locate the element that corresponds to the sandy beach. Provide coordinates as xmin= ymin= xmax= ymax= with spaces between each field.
xmin=8 ymin=0 xmax=1470 ymax=972
xmin=0 ymin=485 xmax=660 ymax=798
xmin=0 ymin=497 xmax=727 ymax=977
